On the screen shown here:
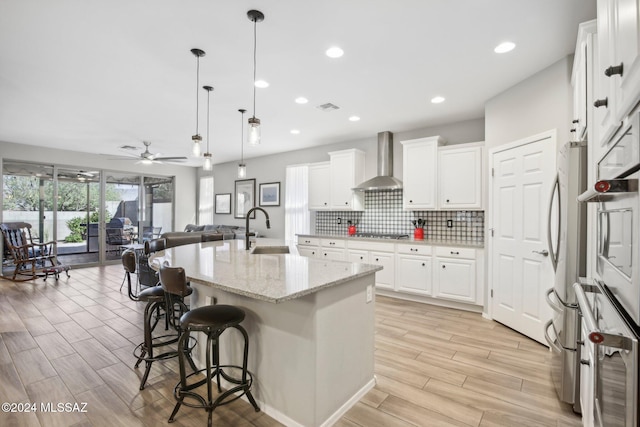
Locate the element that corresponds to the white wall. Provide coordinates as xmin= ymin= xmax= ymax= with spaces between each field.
xmin=205 ymin=118 xmax=485 ymax=239
xmin=0 ymin=140 xmax=198 ymax=231
xmin=485 ymin=56 xmax=573 ymax=152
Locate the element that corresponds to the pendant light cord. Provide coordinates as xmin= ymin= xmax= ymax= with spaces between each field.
xmin=240 ymin=110 xmax=245 ymax=162
xmin=206 ymin=89 xmax=210 ymax=152
xmin=252 ymin=19 xmax=257 ymax=118
xmin=195 ymin=55 xmax=200 ymax=135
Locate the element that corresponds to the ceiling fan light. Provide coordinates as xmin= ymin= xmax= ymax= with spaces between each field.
xmin=141 ymin=159 xmax=153 ymax=165
xmin=238 ymin=163 xmax=247 ymax=178
xmin=203 ymin=152 xmax=213 ymax=171
xmin=247 ymin=117 xmax=261 ymax=146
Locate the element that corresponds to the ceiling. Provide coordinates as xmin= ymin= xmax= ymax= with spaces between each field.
xmin=0 ymin=0 xmax=596 ymax=167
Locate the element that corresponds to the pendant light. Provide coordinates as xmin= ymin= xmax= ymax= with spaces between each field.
xmin=190 ymin=48 xmax=206 ymax=156
xmin=247 ymin=10 xmax=264 ymax=146
xmin=238 ymin=109 xmax=247 ymax=178
xmin=202 ymin=85 xmax=213 ymax=171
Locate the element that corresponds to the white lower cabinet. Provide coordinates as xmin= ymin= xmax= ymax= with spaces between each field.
xmin=319 ymin=238 xmax=346 ymax=261
xmin=298 ymin=235 xmax=482 ymax=308
xmin=347 ymin=242 xmax=395 ymax=290
xmin=396 ymin=255 xmax=432 ymax=295
xmin=433 ymin=246 xmax=477 ymax=303
xmin=369 ymin=251 xmax=394 ymax=290
xmin=396 ymin=243 xmax=432 ymax=295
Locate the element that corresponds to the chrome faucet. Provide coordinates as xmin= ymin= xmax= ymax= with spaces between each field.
xmin=245 ymin=207 xmax=270 ymax=250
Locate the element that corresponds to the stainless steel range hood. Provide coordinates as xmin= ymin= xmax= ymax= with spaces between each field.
xmin=352 ymin=131 xmax=402 ymax=191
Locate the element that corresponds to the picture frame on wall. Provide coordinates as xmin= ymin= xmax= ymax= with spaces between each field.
xmin=259 ymin=182 xmax=280 ymax=206
xmin=234 ymin=179 xmax=256 ymax=219
xmin=215 ymin=193 xmax=231 ymax=214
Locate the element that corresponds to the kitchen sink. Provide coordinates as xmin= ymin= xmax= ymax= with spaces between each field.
xmin=250 ymin=245 xmax=290 ymax=254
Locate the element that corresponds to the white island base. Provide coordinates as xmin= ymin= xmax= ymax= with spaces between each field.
xmin=189 ymin=273 xmax=376 ymax=427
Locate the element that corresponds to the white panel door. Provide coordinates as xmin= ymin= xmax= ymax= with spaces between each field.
xmin=490 ymin=135 xmax=555 ymax=344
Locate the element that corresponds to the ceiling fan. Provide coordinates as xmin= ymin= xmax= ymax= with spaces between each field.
xmin=111 ymin=141 xmax=188 ymax=165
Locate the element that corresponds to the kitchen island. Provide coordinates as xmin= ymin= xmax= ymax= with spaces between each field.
xmin=149 ymin=238 xmax=381 ymax=427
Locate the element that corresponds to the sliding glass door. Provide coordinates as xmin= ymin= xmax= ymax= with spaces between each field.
xmin=2 ymin=159 xmax=175 ymax=272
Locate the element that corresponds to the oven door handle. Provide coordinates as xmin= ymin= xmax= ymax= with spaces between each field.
xmin=546 ymin=174 xmax=560 ymax=272
xmin=573 ymin=282 xmax=632 ymax=350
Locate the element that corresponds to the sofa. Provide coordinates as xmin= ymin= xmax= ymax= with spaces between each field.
xmin=159 ymin=224 xmax=250 ymax=249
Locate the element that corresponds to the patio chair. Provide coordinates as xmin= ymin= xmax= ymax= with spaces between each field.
xmin=0 ymin=222 xmax=60 ymax=281
xmin=106 ymin=227 xmax=132 ymax=255
xmin=141 ymin=226 xmax=162 ymax=242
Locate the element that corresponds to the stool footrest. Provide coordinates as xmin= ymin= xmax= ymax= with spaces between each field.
xmin=173 ymin=365 xmax=255 ymax=410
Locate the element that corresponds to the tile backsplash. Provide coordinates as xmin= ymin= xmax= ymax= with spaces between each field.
xmin=315 ymin=190 xmax=484 ymax=243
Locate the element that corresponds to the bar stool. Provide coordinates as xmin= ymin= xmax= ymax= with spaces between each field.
xmin=168 ymin=304 xmax=260 ymax=426
xmin=133 ymin=266 xmax=196 ymax=390
xmin=120 ymin=249 xmax=139 ymax=301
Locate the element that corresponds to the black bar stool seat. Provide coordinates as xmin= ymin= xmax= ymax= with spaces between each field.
xmin=169 ymin=304 xmax=260 ymax=426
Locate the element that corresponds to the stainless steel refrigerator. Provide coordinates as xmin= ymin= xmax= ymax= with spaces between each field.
xmin=544 ymin=140 xmax=588 ymax=412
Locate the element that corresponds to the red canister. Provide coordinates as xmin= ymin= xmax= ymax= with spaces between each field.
xmin=348 ymin=225 xmax=356 ymax=236
xmin=414 ymin=228 xmax=424 ymax=240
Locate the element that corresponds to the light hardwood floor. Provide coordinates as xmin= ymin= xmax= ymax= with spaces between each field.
xmin=0 ymin=265 xmax=582 ymax=427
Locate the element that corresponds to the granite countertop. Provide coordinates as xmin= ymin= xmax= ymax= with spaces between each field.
xmin=297 ymin=234 xmax=484 ymax=248
xmin=148 ymin=238 xmax=382 ymax=304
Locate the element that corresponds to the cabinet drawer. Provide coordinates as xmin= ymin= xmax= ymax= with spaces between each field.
xmin=348 ymin=240 xmax=394 ymax=252
xmin=397 ymin=243 xmax=432 ymax=256
xmin=435 ymin=246 xmax=476 ymax=259
xmin=320 ymin=238 xmax=346 ymax=248
xmin=297 ymin=236 xmax=320 ymax=246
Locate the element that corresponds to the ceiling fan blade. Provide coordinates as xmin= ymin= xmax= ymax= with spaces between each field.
xmin=154 ymin=156 xmax=188 ymax=161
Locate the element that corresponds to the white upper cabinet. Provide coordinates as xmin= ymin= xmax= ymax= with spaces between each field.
xmin=308 ymin=162 xmax=331 ymax=210
xmin=307 ymin=149 xmax=365 ymax=211
xmin=572 ymin=20 xmax=597 ymax=142
xmin=438 ymin=144 xmax=483 ymax=210
xmin=609 ymin=0 xmax=640 ymax=123
xmin=593 ymin=0 xmax=638 ymax=146
xmin=329 ymin=149 xmax=365 ymax=211
xmin=401 ymin=136 xmax=445 ymax=210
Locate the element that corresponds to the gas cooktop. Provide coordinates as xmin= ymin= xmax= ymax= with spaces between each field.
xmin=353 ymin=233 xmax=410 ymax=240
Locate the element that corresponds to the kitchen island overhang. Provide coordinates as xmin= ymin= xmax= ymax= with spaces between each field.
xmin=149 ymin=239 xmax=381 ymax=427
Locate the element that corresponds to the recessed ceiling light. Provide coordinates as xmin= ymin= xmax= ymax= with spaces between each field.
xmin=295 ymin=97 xmax=308 ymax=104
xmin=431 ymin=96 xmax=445 ymax=104
xmin=348 ymin=116 xmax=360 ymax=122
xmin=290 ymin=129 xmax=300 ymax=135
xmin=326 ymin=46 xmax=344 ymax=58
xmin=254 ymin=80 xmax=269 ymax=88
xmin=494 ymin=41 xmax=516 ymax=53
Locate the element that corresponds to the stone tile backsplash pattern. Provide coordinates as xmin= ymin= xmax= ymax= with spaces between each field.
xmin=315 ymin=190 xmax=484 ymax=243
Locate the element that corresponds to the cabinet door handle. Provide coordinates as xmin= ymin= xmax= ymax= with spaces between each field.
xmin=323 ymin=202 xmax=327 ymax=205
xmin=345 ymin=202 xmax=348 ymax=205
xmin=442 ymin=265 xmax=446 ymax=269
xmin=410 ymin=248 xmax=418 ymax=252
xmin=375 ymin=258 xmax=379 ymax=262
xmin=450 ymin=251 xmax=459 ymax=255
xmin=570 ymin=128 xmax=576 ymax=133
xmin=594 ymin=98 xmax=608 ymax=108
xmin=409 ymin=199 xmax=413 ymax=203
xmin=329 ymin=242 xmax=335 ymax=245
xmin=604 ymin=63 xmax=623 ymax=77
xmin=311 ymin=251 xmax=315 ymax=255
xmin=359 ymin=256 xmax=364 ymax=260
xmin=422 ymin=263 xmax=426 ymax=266
xmin=572 ymin=119 xmax=579 ymax=124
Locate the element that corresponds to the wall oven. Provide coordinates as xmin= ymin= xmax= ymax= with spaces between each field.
xmin=576 ymin=111 xmax=640 ymax=426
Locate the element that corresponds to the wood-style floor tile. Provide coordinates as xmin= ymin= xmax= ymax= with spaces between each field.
xmin=26 ymin=376 xmax=89 ymax=427
xmin=0 ymin=266 xmax=582 ymax=427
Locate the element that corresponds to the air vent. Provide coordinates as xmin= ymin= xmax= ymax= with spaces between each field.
xmin=316 ymin=102 xmax=340 ymax=112
xmin=119 ymin=145 xmax=138 ymax=151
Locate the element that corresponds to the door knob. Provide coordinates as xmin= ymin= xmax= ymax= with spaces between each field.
xmin=532 ymin=249 xmax=549 ymax=256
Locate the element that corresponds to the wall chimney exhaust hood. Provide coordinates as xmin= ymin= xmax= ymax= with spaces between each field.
xmin=352 ymin=131 xmax=402 ymax=191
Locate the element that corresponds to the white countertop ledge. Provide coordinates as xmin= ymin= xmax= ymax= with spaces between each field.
xmin=149 ymin=238 xmax=382 ymax=303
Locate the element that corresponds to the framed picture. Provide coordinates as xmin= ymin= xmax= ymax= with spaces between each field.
xmin=234 ymin=179 xmax=256 ymax=219
xmin=259 ymin=182 xmax=280 ymax=206
xmin=215 ymin=193 xmax=231 ymax=214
